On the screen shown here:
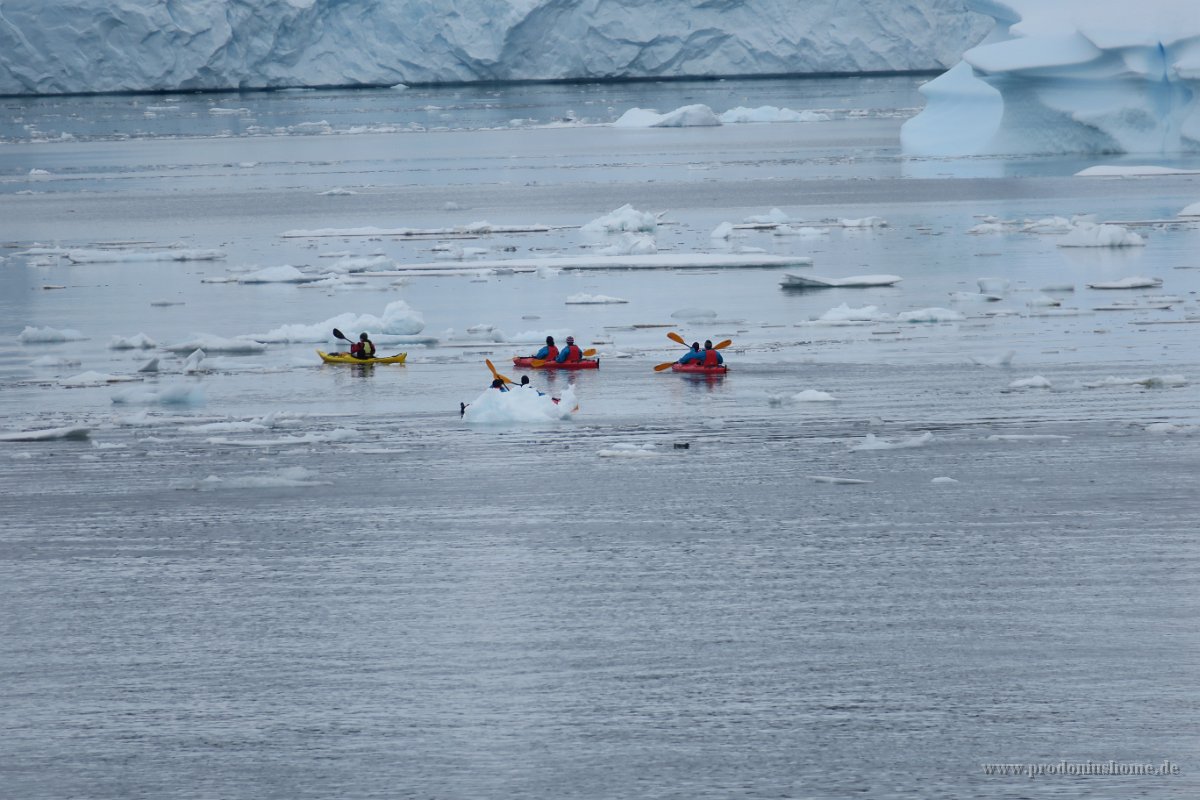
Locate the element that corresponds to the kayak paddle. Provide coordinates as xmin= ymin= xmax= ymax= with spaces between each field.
xmin=485 ymin=358 xmax=515 ymax=385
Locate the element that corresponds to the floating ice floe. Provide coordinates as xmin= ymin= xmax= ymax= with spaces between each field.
xmin=743 ymin=208 xmax=792 ymax=225
xmin=317 ymin=188 xmax=357 ymax=196
xmin=28 ymin=355 xmax=82 ymax=368
xmin=1040 ymin=283 xmax=1075 ymax=292
xmin=850 ymin=431 xmax=934 ymax=451
xmin=256 ymin=299 xmax=425 ymax=343
xmin=1080 ymin=375 xmax=1188 ymax=389
xmin=612 ymin=104 xmax=721 ymax=128
xmin=773 ymin=225 xmax=830 ymax=237
xmin=1077 ymin=165 xmax=1200 ymax=177
xmin=112 ymin=383 xmax=205 ymax=405
xmin=462 ymin=386 xmax=577 ymax=424
xmin=597 ymin=443 xmax=658 ymax=458
xmin=280 ymin=223 xmax=556 ymax=238
xmin=109 ymin=333 xmax=157 ymax=349
xmin=597 ymin=232 xmax=657 ymax=255
xmin=162 ymin=335 xmax=267 ymax=354
xmin=780 ymin=273 xmax=901 ymax=289
xmin=1180 ymin=201 xmax=1200 ymax=217
xmin=809 ymin=304 xmax=887 ymax=324
xmin=1026 ymin=295 xmax=1062 ymax=308
xmin=1145 ymin=422 xmax=1200 ymax=434
xmin=806 ymin=475 xmax=872 ymax=485
xmin=1086 ymin=276 xmax=1163 ymax=289
xmin=181 ymin=349 xmax=206 ymax=374
xmin=719 ymin=106 xmax=829 ymax=123
xmin=768 ymin=389 xmax=837 ymax=405
xmin=0 ymin=425 xmax=90 ymax=442
xmin=977 ymin=277 xmax=1009 ymax=294
xmin=375 ymin=253 xmax=815 ymax=272
xmin=18 ymin=325 xmax=86 ymax=343
xmin=710 ymin=222 xmax=735 ymax=239
xmin=1058 ymin=222 xmax=1145 ymax=247
xmin=1009 ymin=375 xmax=1052 ymax=389
xmin=187 ymin=467 xmax=332 ymax=491
xmin=237 ymin=265 xmax=318 ymax=283
xmin=931 ymin=476 xmax=959 ymax=484
xmin=581 ymin=204 xmax=660 ymax=233
xmin=986 ymin=434 xmax=1070 ymax=442
xmin=1022 ymin=216 xmax=1075 ymax=234
xmin=969 ymin=350 xmax=1016 ymax=368
xmin=895 ymin=307 xmax=963 ymax=323
xmin=206 ymin=429 xmax=357 ymax=446
xmin=839 ymin=216 xmax=888 ymax=228
xmin=61 ymin=371 xmax=141 ymax=387
xmin=950 ymin=291 xmax=1003 ymax=303
xmin=565 ymin=293 xmax=628 ymax=304
xmin=66 ymin=248 xmax=226 ymax=263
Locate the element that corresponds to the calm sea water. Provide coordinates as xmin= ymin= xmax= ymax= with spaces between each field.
xmin=2 ymin=77 xmax=1199 ymax=799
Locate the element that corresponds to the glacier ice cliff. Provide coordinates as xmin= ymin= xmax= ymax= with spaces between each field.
xmin=0 ymin=0 xmax=989 ymax=96
xmin=902 ymin=0 xmax=1200 ymax=156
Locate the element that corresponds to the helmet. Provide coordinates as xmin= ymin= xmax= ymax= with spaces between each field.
xmin=566 ymin=336 xmax=575 ymax=344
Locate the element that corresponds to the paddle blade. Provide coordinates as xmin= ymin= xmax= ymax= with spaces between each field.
xmin=715 ymin=339 xmax=732 ymax=350
xmin=654 ymin=361 xmax=676 ymax=371
xmin=485 ymin=358 xmax=512 ymax=384
xmin=582 ymin=348 xmax=596 ymax=357
xmin=667 ymin=331 xmax=687 ymax=346
xmin=333 ymin=328 xmax=350 ymax=341
xmin=530 ymin=359 xmax=545 ymax=368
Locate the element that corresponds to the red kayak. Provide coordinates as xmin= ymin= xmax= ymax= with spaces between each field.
xmin=512 ymin=357 xmax=599 ymax=370
xmin=671 ymin=362 xmax=727 ymax=375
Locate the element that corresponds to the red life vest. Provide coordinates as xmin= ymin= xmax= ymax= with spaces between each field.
xmin=702 ymin=348 xmax=720 ymax=366
xmin=562 ymin=344 xmax=582 ymax=362
xmin=546 ymin=345 xmax=559 ymax=360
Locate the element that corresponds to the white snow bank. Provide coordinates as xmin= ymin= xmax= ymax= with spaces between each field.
xmin=850 ymin=432 xmax=934 ymax=451
xmin=66 ymin=248 xmax=225 ymax=263
xmin=719 ymin=106 xmax=829 ymax=123
xmin=612 ymin=104 xmax=721 ymax=128
xmin=462 ymin=386 xmax=577 ymax=424
xmin=18 ymin=326 xmax=86 ymax=343
xmin=565 ymin=293 xmax=628 ymax=304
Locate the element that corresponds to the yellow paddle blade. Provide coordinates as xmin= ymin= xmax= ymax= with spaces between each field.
xmin=582 ymin=348 xmax=596 ymax=357
xmin=485 ymin=359 xmax=514 ymax=384
xmin=653 ymin=361 xmax=676 ymax=371
xmin=715 ymin=339 xmax=732 ymax=350
xmin=667 ymin=331 xmax=687 ymax=346
xmin=530 ymin=359 xmax=545 ymax=368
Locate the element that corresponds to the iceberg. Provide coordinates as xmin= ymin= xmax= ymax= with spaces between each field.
xmin=902 ymin=0 xmax=1200 ymax=155
xmin=0 ymin=1 xmax=988 ymax=96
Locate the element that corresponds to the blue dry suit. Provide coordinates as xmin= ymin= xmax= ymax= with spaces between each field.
xmin=701 ymin=347 xmax=724 ymax=366
xmin=556 ymin=344 xmax=582 ymax=363
xmin=677 ymin=347 xmax=703 ymax=364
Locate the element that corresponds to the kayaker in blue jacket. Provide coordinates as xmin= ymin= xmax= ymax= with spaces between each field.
xmin=700 ymin=339 xmax=724 ymax=366
xmin=677 ymin=342 xmax=703 ymax=364
xmin=532 ymin=335 xmax=558 ymax=360
xmin=555 ymin=336 xmax=583 ymax=363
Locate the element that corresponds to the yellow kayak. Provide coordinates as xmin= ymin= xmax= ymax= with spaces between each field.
xmin=317 ymin=350 xmax=407 ymax=365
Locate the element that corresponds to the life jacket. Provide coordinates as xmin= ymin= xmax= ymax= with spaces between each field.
xmin=545 ymin=345 xmax=559 ymax=360
xmin=357 ymin=340 xmax=375 ymax=358
xmin=562 ymin=344 xmax=582 ymax=362
xmin=702 ymin=348 xmax=720 ymax=366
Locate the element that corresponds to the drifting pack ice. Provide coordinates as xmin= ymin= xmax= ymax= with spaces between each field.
xmin=902 ymin=0 xmax=1200 ymax=155
xmin=0 ymin=0 xmax=987 ymax=95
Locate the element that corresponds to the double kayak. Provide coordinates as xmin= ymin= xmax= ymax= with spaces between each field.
xmin=318 ymin=350 xmax=407 ymax=365
xmin=671 ymin=362 xmax=727 ymax=375
xmin=512 ymin=357 xmax=599 ymax=370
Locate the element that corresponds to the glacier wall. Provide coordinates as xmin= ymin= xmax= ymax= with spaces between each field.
xmin=902 ymin=0 xmax=1200 ymax=156
xmin=0 ymin=0 xmax=990 ymax=96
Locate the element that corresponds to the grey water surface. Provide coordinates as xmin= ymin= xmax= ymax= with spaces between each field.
xmin=2 ymin=77 xmax=1199 ymax=799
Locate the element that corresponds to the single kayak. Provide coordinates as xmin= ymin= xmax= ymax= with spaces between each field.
xmin=512 ymin=357 xmax=599 ymax=370
xmin=671 ymin=362 xmax=728 ymax=375
xmin=317 ymin=350 xmax=407 ymax=365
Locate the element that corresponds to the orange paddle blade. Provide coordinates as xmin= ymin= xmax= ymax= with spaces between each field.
xmin=667 ymin=331 xmax=687 ymax=346
xmin=653 ymin=362 xmax=676 ymax=371
xmin=715 ymin=339 xmax=732 ymax=350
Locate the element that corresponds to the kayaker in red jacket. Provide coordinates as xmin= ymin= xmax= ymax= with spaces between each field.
xmin=556 ymin=336 xmax=583 ymax=363
xmin=700 ymin=339 xmax=724 ymax=366
xmin=350 ymin=332 xmax=376 ymax=359
xmin=532 ymin=335 xmax=558 ymax=360
xmin=677 ymin=342 xmax=703 ymax=365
